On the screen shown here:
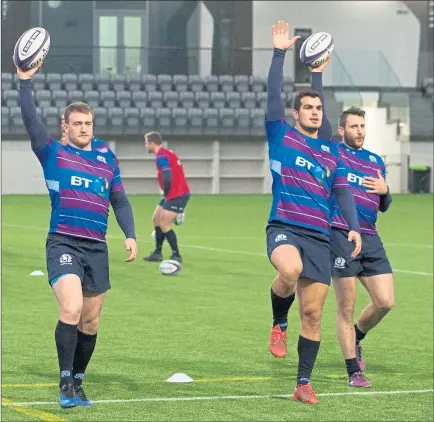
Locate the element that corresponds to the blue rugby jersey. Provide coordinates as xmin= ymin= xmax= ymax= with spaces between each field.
xmin=266 ymin=118 xmax=349 ymax=236
xmin=34 ymin=138 xmax=124 ymax=242
xmin=331 ymin=144 xmax=386 ymax=235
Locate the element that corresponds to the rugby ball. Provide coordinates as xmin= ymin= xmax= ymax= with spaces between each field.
xmin=159 ymin=260 xmax=181 ymax=276
xmin=13 ymin=27 xmax=50 ymax=71
xmin=300 ymin=32 xmax=334 ymax=68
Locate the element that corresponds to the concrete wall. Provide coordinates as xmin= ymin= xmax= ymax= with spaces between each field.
xmin=252 ymin=1 xmax=420 ymax=87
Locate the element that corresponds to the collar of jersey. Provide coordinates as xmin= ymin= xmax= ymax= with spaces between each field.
xmin=291 ymin=126 xmax=329 ymax=143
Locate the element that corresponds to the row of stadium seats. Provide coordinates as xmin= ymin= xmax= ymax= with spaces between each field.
xmin=1 ymin=73 xmax=295 ymax=94
xmin=2 ymin=106 xmax=269 ymax=134
xmin=1 ymin=89 xmax=294 ymax=110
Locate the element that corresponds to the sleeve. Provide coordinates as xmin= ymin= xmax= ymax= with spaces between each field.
xmin=332 ymin=156 xmax=350 ymax=190
xmin=311 ymin=72 xmax=333 ymax=141
xmin=111 ymin=156 xmax=125 ymax=193
xmin=266 ymin=48 xmax=286 ymax=122
xmin=156 ymin=154 xmax=171 ymax=172
xmin=156 ymin=154 xmax=172 ymax=196
xmin=379 ymin=162 xmax=392 ymax=212
xmin=334 ymin=187 xmax=360 ymax=232
xmin=109 ymin=189 xmax=136 ymax=240
xmin=19 ymin=78 xmax=56 ymax=164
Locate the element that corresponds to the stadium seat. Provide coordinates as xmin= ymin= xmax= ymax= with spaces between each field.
xmin=95 ymin=74 xmax=111 ymax=92
xmin=1 ymin=73 xmax=13 ymax=91
xmin=157 ymin=74 xmax=173 ymax=92
xmin=210 ymin=92 xmax=226 ymax=108
xmin=250 ymin=108 xmax=264 ymax=130
xmin=3 ymin=90 xmax=19 ymax=107
xmin=234 ymin=75 xmax=249 ymax=93
xmin=116 ymin=90 xmax=132 ymax=108
xmin=219 ymin=75 xmax=234 ymax=92
xmin=180 ymin=91 xmax=195 ymax=109
xmin=10 ymin=106 xmax=26 ymax=132
xmin=132 ymin=91 xmax=147 ymax=108
xmin=33 ymin=73 xmax=46 ymax=91
xmin=173 ymin=75 xmax=188 ymax=92
xmin=235 ymin=108 xmax=250 ymax=130
xmin=283 ymin=76 xmax=295 ymax=93
xmin=204 ymin=75 xmax=219 ymax=92
xmin=219 ymin=108 xmax=235 ymax=128
xmin=226 ymin=92 xmax=241 ymax=108
xmin=148 ymin=91 xmax=163 ymax=108
xmin=203 ymin=108 xmax=219 ymax=130
xmin=93 ymin=107 xmax=108 ymax=130
xmin=172 ymin=108 xmax=188 ymax=131
xmin=195 ymin=92 xmax=210 ymax=108
xmin=423 ymin=77 xmax=434 ymax=96
xmin=124 ymin=107 xmax=140 ymax=134
xmin=52 ymin=90 xmax=68 ymax=109
xmin=156 ymin=108 xmax=171 ymax=128
xmin=68 ymin=90 xmax=84 ymax=103
xmin=1 ymin=106 xmax=10 ymax=129
xmin=164 ymin=91 xmax=179 ymax=108
xmin=256 ymin=92 xmax=267 ymax=109
xmin=35 ymin=90 xmax=52 ymax=108
xmin=111 ymin=74 xmax=126 ymax=92
xmin=100 ymin=91 xmax=116 ymax=108
xmin=42 ymin=107 xmax=60 ymax=130
xmin=126 ymin=74 xmax=142 ymax=92
xmin=46 ymin=73 xmax=62 ymax=91
xmin=188 ymin=108 xmax=203 ymax=129
xmin=108 ymin=107 xmax=124 ymax=133
xmin=78 ymin=74 xmax=94 ymax=91
xmin=250 ymin=76 xmax=266 ymax=93
xmin=140 ymin=108 xmax=156 ymax=128
xmin=143 ymin=74 xmax=157 ymax=92
xmin=84 ymin=90 xmax=100 ymax=108
xmin=241 ymin=92 xmax=256 ymax=109
xmin=62 ymin=74 xmax=78 ymax=91
xmin=189 ymin=75 xmax=204 ymax=92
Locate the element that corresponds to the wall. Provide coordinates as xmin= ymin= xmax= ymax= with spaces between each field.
xmin=252 ymin=1 xmax=420 ymax=87
xmin=410 ymin=141 xmax=434 ymax=192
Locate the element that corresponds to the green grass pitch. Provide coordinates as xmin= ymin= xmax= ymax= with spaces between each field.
xmin=1 ymin=194 xmax=433 ymax=421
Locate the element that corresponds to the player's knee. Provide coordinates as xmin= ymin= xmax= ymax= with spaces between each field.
xmin=278 ymin=265 xmax=302 ymax=287
xmin=301 ymin=309 xmax=322 ymax=332
xmin=79 ymin=314 xmax=100 ymax=335
xmin=375 ymin=298 xmax=394 ymax=313
xmin=336 ymin=300 xmax=355 ymax=321
xmin=60 ymin=303 xmax=82 ymax=325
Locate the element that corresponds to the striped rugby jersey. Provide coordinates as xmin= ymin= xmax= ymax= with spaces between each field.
xmin=331 ymin=143 xmax=386 ymax=235
xmin=266 ymin=118 xmax=350 ymax=236
xmin=33 ymin=138 xmax=123 ymax=242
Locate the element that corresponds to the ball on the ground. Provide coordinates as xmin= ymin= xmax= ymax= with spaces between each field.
xmin=159 ymin=260 xmax=181 ymax=276
xmin=13 ymin=27 xmax=50 ymax=71
xmin=299 ymin=32 xmax=334 ymax=68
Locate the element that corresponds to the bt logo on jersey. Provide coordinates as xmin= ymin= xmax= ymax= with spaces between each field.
xmin=295 ymin=156 xmax=314 ymax=170
xmin=71 ymin=176 xmax=93 ymax=188
xmin=348 ymin=173 xmax=363 ymax=185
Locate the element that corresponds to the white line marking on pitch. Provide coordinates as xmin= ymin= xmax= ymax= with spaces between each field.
xmin=3 ymin=224 xmax=434 ymax=277
xmin=2 ymin=389 xmax=433 ymax=407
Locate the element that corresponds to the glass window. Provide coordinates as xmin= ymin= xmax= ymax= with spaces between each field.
xmin=99 ymin=16 xmax=117 ymax=73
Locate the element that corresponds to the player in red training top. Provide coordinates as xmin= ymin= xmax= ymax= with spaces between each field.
xmin=143 ymin=131 xmax=190 ymax=263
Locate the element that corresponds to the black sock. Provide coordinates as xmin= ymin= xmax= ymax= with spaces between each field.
xmin=55 ymin=320 xmax=78 ymax=388
xmin=345 ymin=358 xmax=360 ymax=376
xmin=72 ymin=330 xmax=98 ymax=387
xmin=155 ymin=226 xmax=164 ymax=254
xmin=354 ymin=324 xmax=366 ymax=343
xmin=164 ymin=229 xmax=180 ymax=255
xmin=296 ymin=335 xmax=321 ymax=385
xmin=271 ymin=288 xmax=295 ymax=331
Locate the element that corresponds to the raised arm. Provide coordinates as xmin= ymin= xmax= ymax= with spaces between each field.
xmin=310 ymin=57 xmax=333 ymax=140
xmin=267 ymin=20 xmax=300 ymax=121
xmin=16 ymin=63 xmax=50 ymax=151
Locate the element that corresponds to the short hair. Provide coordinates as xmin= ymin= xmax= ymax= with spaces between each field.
xmin=339 ymin=106 xmax=365 ymax=128
xmin=293 ymin=89 xmax=322 ymax=112
xmin=63 ymin=102 xmax=94 ymax=123
xmin=145 ymin=131 xmax=163 ymax=145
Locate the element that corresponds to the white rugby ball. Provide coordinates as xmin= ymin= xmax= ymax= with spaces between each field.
xmin=300 ymin=32 xmax=334 ymax=68
xmin=159 ymin=259 xmax=181 ymax=276
xmin=13 ymin=27 xmax=50 ymax=71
